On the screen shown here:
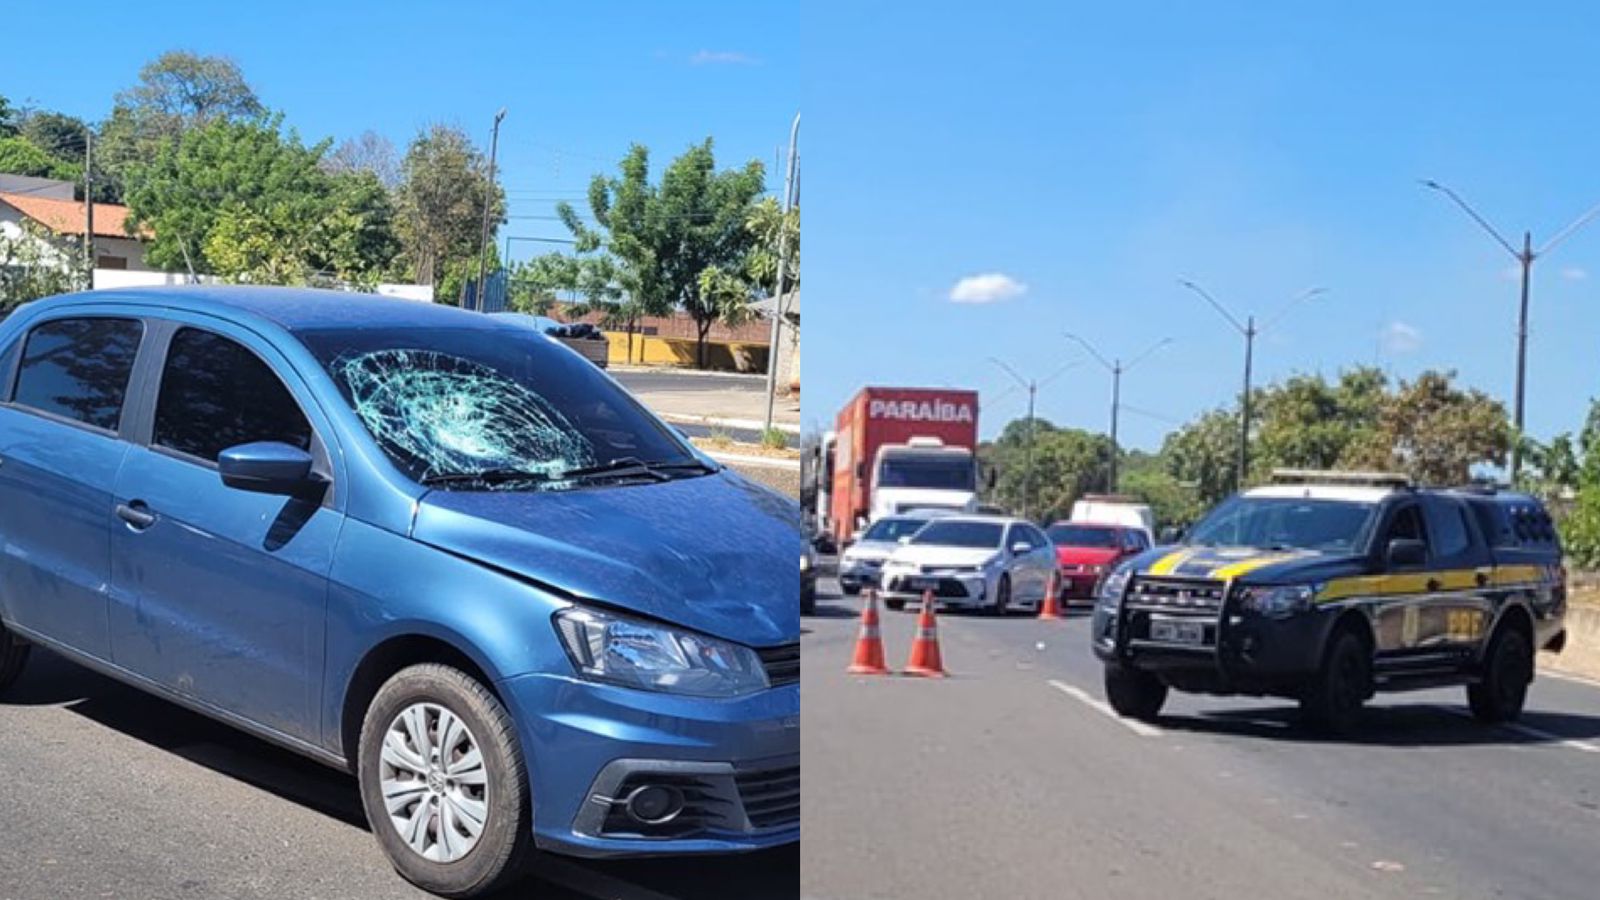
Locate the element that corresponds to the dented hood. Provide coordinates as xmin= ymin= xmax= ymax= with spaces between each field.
xmin=411 ymin=470 xmax=800 ymax=647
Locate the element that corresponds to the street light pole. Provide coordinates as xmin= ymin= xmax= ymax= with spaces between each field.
xmin=474 ymin=107 xmax=507 ymax=311
xmin=1421 ymin=179 xmax=1600 ymax=480
xmin=764 ymin=112 xmax=801 ymax=434
xmin=1181 ymin=281 xmax=1323 ymax=491
xmin=1064 ymin=333 xmax=1171 ymax=493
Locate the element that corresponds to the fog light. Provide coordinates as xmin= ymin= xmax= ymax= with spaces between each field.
xmin=624 ymin=784 xmax=685 ymax=825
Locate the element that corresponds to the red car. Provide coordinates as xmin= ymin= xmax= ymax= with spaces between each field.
xmin=1044 ymin=521 xmax=1151 ymax=602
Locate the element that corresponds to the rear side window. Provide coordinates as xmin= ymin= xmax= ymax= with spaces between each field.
xmin=11 ymin=317 xmax=143 ymax=431
xmin=153 ymin=328 xmax=312 ymax=463
xmin=1468 ymin=498 xmax=1558 ymax=549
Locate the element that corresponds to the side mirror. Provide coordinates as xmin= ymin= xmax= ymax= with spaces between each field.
xmin=1010 ymin=541 xmax=1030 ymax=555
xmin=897 ymin=535 xmax=913 ymax=544
xmin=218 ymin=441 xmax=316 ymax=495
xmin=1159 ymin=526 xmax=1183 ymax=544
xmin=1387 ymin=538 xmax=1427 ymax=567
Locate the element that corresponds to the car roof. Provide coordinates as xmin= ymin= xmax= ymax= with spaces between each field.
xmin=36 ymin=285 xmax=512 ymax=333
xmin=927 ymin=514 xmax=1024 ymax=526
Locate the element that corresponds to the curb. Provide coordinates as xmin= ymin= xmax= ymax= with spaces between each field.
xmin=659 ymin=412 xmax=802 ymax=435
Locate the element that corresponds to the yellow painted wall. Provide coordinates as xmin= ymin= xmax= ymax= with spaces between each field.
xmin=605 ymin=333 xmax=769 ymax=372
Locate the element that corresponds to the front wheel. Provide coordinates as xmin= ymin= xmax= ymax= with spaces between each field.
xmin=1468 ymin=626 xmax=1533 ymax=724
xmin=991 ymin=576 xmax=1012 ymax=617
xmin=1300 ymin=630 xmax=1371 ymax=735
xmin=358 ymin=664 xmax=533 ymax=898
xmin=1104 ymin=662 xmax=1167 ymax=722
xmin=0 ymin=622 xmax=30 ymax=693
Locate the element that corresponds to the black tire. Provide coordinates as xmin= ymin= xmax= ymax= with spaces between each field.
xmin=0 ymin=622 xmax=30 ymax=693
xmin=800 ymin=590 xmax=816 ymax=616
xmin=1300 ymin=630 xmax=1371 ymax=735
xmin=1468 ymin=624 xmax=1533 ymax=724
xmin=885 ymin=597 xmax=905 ymax=612
xmin=991 ymin=576 xmax=1012 ymax=617
xmin=1104 ymin=662 xmax=1167 ymax=722
xmin=358 ymin=664 xmax=533 ymax=898
xmin=840 ymin=583 xmax=861 ymax=597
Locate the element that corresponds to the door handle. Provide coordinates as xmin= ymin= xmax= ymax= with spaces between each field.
xmin=1426 ymin=578 xmax=1442 ymax=592
xmin=1475 ymin=571 xmax=1490 ymax=587
xmin=115 ymin=501 xmax=156 ymax=530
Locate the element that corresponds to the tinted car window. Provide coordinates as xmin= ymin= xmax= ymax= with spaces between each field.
xmin=154 ymin=329 xmax=312 ymax=462
xmin=297 ymin=325 xmax=696 ymax=488
xmin=1046 ymin=524 xmax=1119 ymax=548
xmin=12 ymin=317 xmax=142 ymax=430
xmin=1427 ymin=498 xmax=1472 ymax=559
xmin=1188 ymin=496 xmax=1377 ymax=553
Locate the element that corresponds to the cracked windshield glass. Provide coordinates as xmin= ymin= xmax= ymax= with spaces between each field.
xmin=297 ymin=325 xmax=701 ymax=489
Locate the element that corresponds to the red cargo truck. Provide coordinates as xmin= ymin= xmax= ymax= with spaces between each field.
xmin=828 ymin=387 xmax=981 ymax=544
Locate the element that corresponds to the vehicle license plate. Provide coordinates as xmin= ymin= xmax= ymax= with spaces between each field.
xmin=1150 ymin=619 xmax=1204 ymax=645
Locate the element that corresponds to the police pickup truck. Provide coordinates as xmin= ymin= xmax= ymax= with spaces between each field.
xmin=1091 ymin=470 xmax=1567 ymax=733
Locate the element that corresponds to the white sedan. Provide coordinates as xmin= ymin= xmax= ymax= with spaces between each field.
xmin=877 ymin=515 xmax=1058 ymax=614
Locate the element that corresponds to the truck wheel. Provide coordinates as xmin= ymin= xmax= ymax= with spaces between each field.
xmin=1300 ymin=630 xmax=1371 ymax=735
xmin=1468 ymin=624 xmax=1533 ymax=724
xmin=0 ymin=622 xmax=30 ymax=693
xmin=358 ymin=664 xmax=533 ymax=898
xmin=1104 ymin=662 xmax=1166 ymax=722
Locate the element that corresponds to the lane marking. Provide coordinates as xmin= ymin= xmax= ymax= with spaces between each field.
xmin=1048 ymin=679 xmax=1163 ymax=737
xmin=1428 ymin=704 xmax=1600 ymax=754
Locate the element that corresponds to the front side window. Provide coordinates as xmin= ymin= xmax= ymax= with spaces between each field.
xmin=12 ymin=317 xmax=143 ymax=431
xmin=296 ymin=325 xmax=700 ymax=489
xmin=154 ymin=328 xmax=312 ymax=462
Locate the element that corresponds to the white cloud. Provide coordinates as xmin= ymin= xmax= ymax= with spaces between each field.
xmin=689 ymin=50 xmax=758 ymax=66
xmin=1380 ymin=320 xmax=1423 ymax=355
xmin=1563 ymin=266 xmax=1588 ymax=281
xmin=949 ymin=272 xmax=1027 ymax=304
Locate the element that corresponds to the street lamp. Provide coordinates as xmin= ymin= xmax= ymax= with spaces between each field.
xmin=1064 ymin=333 xmax=1172 ymax=492
xmin=1419 ymin=179 xmax=1600 ymax=480
xmin=1180 ymin=280 xmax=1326 ymax=491
xmin=474 ymin=106 xmax=508 ymax=311
xmin=986 ymin=357 xmax=1080 ymax=519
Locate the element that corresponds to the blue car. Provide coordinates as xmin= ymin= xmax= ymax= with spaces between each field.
xmin=0 ymin=287 xmax=799 ymax=897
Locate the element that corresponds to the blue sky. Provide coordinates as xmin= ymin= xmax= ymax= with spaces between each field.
xmin=803 ymin=1 xmax=1600 ymax=450
xmin=0 ymin=0 xmax=795 ymax=264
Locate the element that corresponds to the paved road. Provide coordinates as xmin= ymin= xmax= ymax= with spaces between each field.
xmin=801 ymin=564 xmax=1600 ymax=900
xmin=611 ymin=368 xmax=798 ymax=447
xmin=0 ymin=650 xmax=797 ymax=900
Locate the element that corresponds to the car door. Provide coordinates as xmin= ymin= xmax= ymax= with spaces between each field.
xmin=1370 ymin=499 xmax=1445 ymax=658
xmin=1005 ymin=524 xmax=1043 ymax=605
xmin=1026 ymin=525 xmax=1056 ymax=602
xmin=0 ymin=316 xmax=145 ymax=659
xmin=107 ymin=322 xmax=343 ymax=744
xmin=1421 ymin=494 xmax=1494 ymax=658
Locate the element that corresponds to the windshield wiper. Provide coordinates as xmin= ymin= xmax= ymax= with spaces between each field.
xmin=556 ymin=456 xmax=676 ymax=483
xmin=419 ymin=468 xmax=560 ymax=487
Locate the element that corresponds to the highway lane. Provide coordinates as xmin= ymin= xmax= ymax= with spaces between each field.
xmin=801 ymin=570 xmax=1600 ymax=900
xmin=0 ymin=649 xmax=797 ymax=900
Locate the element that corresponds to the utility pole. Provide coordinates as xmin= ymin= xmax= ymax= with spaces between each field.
xmin=83 ymin=130 xmax=94 ymax=289
xmin=1419 ymin=180 xmax=1600 ymax=481
xmin=474 ymin=107 xmax=507 ymax=312
xmin=1181 ymin=281 xmax=1324 ymax=492
xmin=1064 ymin=333 xmax=1171 ymax=493
xmin=764 ymin=113 xmax=801 ymax=435
xmin=987 ymin=357 xmax=1080 ymax=519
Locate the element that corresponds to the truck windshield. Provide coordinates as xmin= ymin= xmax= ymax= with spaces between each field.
xmin=911 ymin=521 xmax=1003 ymax=549
xmin=862 ymin=517 xmax=932 ymax=543
xmin=1046 ymin=524 xmax=1119 ymax=548
xmin=878 ymin=453 xmax=974 ymax=490
xmin=1186 ymin=496 xmax=1376 ymax=554
xmin=295 ymin=325 xmax=700 ymax=489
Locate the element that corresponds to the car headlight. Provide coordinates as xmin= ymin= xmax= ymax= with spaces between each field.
xmin=1097 ymin=564 xmax=1134 ymax=607
xmin=1238 ymin=584 xmax=1320 ymax=618
xmin=800 ymin=554 xmax=811 ymax=572
xmin=554 ymin=607 xmax=769 ymax=697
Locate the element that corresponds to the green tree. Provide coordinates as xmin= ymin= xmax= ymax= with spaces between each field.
xmin=1364 ymin=370 xmax=1511 ymax=484
xmin=982 ymin=419 xmax=1113 ymax=523
xmin=0 ymin=135 xmax=75 ymax=179
xmin=393 ymin=124 xmax=504 ymax=298
xmin=1 ymin=220 xmax=86 ymax=313
xmin=1162 ymin=407 xmax=1242 ymax=508
xmin=0 ymin=93 xmax=17 ymax=138
xmin=20 ymin=111 xmax=88 ymax=163
xmin=1252 ymin=368 xmax=1386 ymax=475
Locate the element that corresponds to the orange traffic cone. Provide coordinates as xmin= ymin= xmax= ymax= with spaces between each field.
xmin=847 ymin=589 xmax=891 ymax=675
xmin=1038 ymin=571 xmax=1065 ymax=620
xmin=904 ymin=590 xmax=947 ymax=678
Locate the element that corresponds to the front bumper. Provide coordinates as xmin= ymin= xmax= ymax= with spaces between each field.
xmin=499 ymin=671 xmax=800 ymax=858
xmin=1057 ymin=567 xmax=1107 ymax=599
xmin=1091 ymin=599 xmax=1333 ymax=693
xmin=837 ymin=560 xmax=883 ymax=591
xmin=878 ymin=569 xmax=990 ymax=609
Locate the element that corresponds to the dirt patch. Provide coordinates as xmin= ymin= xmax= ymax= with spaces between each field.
xmin=1543 ymin=593 xmax=1600 ymax=682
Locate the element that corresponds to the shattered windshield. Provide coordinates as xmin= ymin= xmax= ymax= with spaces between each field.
xmin=296 ymin=325 xmax=702 ymax=490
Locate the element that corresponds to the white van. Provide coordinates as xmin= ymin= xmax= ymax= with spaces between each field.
xmin=1070 ymin=495 xmax=1155 ymax=544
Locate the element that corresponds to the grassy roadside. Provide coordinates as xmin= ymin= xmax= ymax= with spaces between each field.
xmin=692 ymin=432 xmax=801 ymax=460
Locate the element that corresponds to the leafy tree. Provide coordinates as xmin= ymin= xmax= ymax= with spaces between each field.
xmin=981 ymin=419 xmax=1113 ymax=523
xmin=0 ymin=93 xmax=16 ymax=138
xmin=1162 ymin=407 xmax=1242 ymax=508
xmin=1120 ymin=451 xmax=1206 ymax=528
xmin=745 ymin=195 xmax=800 ymax=300
xmin=1366 ymin=370 xmax=1511 ymax=485
xmin=393 ymin=124 xmax=504 ymax=298
xmin=0 ymin=136 xmax=75 ymax=180
xmin=1 ymin=221 xmax=86 ymax=313
xmin=324 ymin=130 xmax=400 ymax=190
xmin=1253 ymin=368 xmax=1386 ymax=474
xmin=20 ymin=111 xmax=89 ymax=163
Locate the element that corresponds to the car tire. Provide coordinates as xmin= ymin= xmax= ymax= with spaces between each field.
xmin=358 ymin=663 xmax=533 ymax=899
xmin=801 ymin=591 xmax=816 ymax=616
xmin=1300 ymin=630 xmax=1371 ymax=735
xmin=1104 ymin=662 xmax=1166 ymax=722
xmin=841 ymin=583 xmax=861 ymax=597
xmin=0 ymin=622 xmax=30 ymax=693
xmin=992 ymin=576 xmax=1011 ymax=617
xmin=884 ymin=597 xmax=905 ymax=612
xmin=1468 ymin=624 xmax=1533 ymax=724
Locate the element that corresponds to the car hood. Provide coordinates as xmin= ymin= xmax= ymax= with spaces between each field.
xmin=1055 ymin=546 xmax=1121 ymax=566
xmin=411 ymin=470 xmax=799 ymax=647
xmin=1124 ymin=544 xmax=1366 ymax=585
xmin=887 ymin=544 xmax=999 ymax=568
xmin=843 ymin=539 xmax=899 ymax=562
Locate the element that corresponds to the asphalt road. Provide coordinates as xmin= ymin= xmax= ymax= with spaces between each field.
xmin=0 ymin=649 xmax=797 ymax=900
xmin=801 ymin=563 xmax=1600 ymax=900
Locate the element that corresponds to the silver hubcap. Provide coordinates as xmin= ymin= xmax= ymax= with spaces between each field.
xmin=379 ymin=702 xmax=490 ymax=863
